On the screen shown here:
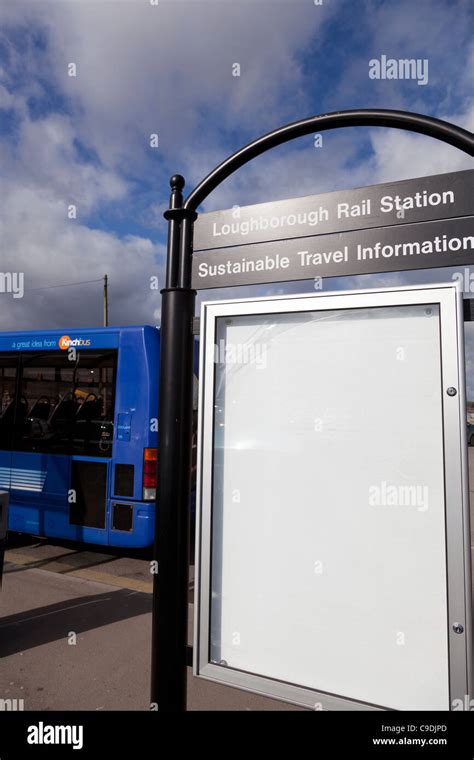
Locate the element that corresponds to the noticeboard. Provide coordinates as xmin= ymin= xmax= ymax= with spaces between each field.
xmin=193 ymin=282 xmax=472 ymax=710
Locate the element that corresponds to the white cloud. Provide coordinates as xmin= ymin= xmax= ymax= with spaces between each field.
xmin=367 ymin=103 xmax=474 ymax=182
xmin=0 ymin=0 xmax=337 ymax=328
xmin=0 ymin=0 xmax=333 ymax=173
xmin=0 ymin=176 xmax=164 ymax=329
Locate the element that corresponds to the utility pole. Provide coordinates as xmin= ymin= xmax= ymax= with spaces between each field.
xmin=103 ymin=274 xmax=109 ymax=327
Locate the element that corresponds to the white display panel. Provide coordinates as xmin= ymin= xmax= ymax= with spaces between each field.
xmin=195 ymin=285 xmax=472 ymax=711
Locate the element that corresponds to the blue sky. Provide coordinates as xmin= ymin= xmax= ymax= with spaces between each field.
xmin=0 ymin=0 xmax=473 ymax=366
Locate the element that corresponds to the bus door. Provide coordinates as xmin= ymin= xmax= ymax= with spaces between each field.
xmin=11 ymin=349 xmax=116 ymax=542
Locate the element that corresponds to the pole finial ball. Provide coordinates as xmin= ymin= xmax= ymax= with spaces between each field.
xmin=170 ymin=174 xmax=185 ymax=191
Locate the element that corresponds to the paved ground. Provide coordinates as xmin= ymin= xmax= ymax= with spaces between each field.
xmin=3 ymin=533 xmax=156 ymax=594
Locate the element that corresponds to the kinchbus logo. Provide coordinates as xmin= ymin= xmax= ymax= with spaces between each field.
xmin=59 ymin=335 xmax=92 ymax=350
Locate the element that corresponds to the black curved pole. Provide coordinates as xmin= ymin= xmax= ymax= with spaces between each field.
xmin=152 ymin=109 xmax=474 ymax=713
xmin=185 ymin=109 xmax=474 ymax=211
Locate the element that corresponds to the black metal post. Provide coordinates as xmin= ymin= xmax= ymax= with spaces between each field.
xmin=151 ymin=175 xmax=197 ymax=711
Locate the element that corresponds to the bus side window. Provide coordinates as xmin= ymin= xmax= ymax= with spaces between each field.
xmin=72 ymin=352 xmax=117 ymax=456
xmin=16 ymin=350 xmax=117 ymax=457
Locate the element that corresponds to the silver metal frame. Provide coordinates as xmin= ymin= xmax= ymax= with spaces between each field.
xmin=193 ymin=283 xmax=472 ymax=711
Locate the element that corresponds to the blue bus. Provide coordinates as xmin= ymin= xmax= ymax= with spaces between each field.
xmin=0 ymin=326 xmax=163 ymax=548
